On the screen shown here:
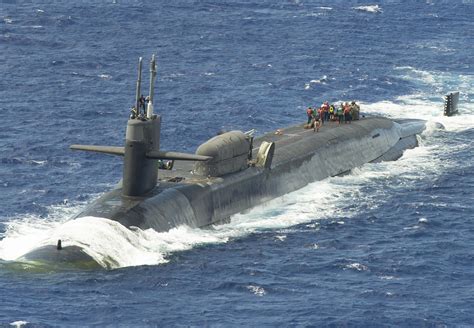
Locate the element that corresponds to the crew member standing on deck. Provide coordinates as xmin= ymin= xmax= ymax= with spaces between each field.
xmin=329 ymin=104 xmax=335 ymax=121
xmin=337 ymin=103 xmax=344 ymax=124
xmin=351 ymin=101 xmax=360 ymax=120
xmin=321 ymin=101 xmax=330 ymax=122
xmin=306 ymin=107 xmax=314 ymax=124
xmin=344 ymin=102 xmax=352 ymax=124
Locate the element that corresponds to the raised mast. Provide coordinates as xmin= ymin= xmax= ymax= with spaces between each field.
xmin=149 ymin=54 xmax=157 ymax=104
xmin=147 ymin=54 xmax=157 ymax=119
xmin=135 ymin=57 xmax=143 ymax=114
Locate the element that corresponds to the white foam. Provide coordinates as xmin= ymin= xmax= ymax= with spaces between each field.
xmin=247 ymin=285 xmax=266 ymax=296
xmin=360 ymin=94 xmax=474 ymax=133
xmin=275 ymin=235 xmax=287 ymax=242
xmin=10 ymin=321 xmax=29 ymax=328
xmin=353 ymin=5 xmax=382 ymax=13
xmin=345 ymin=262 xmax=369 ymax=271
xmin=98 ymin=74 xmax=112 ymax=80
xmin=310 ymin=75 xmax=328 ymax=84
xmin=0 ymin=173 xmax=363 ymax=269
xmin=0 ymin=203 xmax=85 ymax=261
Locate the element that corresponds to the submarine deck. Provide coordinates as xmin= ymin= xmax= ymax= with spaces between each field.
xmin=158 ymin=117 xmax=383 ymax=184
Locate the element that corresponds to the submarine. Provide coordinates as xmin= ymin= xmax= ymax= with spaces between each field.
xmin=19 ymin=56 xmax=428 ymax=269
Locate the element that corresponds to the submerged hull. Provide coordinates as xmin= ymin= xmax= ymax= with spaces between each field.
xmin=20 ymin=117 xmax=426 ymax=268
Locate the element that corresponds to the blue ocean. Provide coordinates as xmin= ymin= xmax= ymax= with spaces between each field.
xmin=1 ymin=1 xmax=473 ymax=326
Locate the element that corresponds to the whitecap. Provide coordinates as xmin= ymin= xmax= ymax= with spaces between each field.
xmin=247 ymin=285 xmax=266 ymax=296
xmin=353 ymin=5 xmax=383 ymax=13
xmin=275 ymin=235 xmax=287 ymax=242
xmin=308 ymin=243 xmax=319 ymax=249
xmin=98 ymin=74 xmax=112 ymax=80
xmin=310 ymin=75 xmax=328 ymax=85
xmin=30 ymin=160 xmax=47 ymax=166
xmin=345 ymin=262 xmax=368 ymax=271
xmin=10 ymin=321 xmax=29 ymax=328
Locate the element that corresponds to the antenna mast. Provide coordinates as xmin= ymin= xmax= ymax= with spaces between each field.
xmin=135 ymin=57 xmax=143 ymax=114
xmin=149 ymin=54 xmax=157 ymax=104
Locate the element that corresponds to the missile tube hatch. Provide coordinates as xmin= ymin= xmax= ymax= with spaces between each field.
xmin=194 ymin=131 xmax=251 ymax=177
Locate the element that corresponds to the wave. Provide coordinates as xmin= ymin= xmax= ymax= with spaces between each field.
xmin=9 ymin=321 xmax=29 ymax=328
xmin=394 ymin=66 xmax=474 ymax=97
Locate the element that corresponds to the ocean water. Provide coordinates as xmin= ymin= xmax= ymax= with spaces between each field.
xmin=1 ymin=1 xmax=474 ymax=326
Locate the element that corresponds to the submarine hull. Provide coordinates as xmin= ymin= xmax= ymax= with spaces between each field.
xmin=19 ymin=117 xmax=426 ymax=268
xmin=77 ymin=117 xmax=423 ymax=231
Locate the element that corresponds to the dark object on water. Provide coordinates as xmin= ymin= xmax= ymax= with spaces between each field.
xmin=444 ymin=92 xmax=460 ymax=116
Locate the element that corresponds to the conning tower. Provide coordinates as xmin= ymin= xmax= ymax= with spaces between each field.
xmin=70 ymin=55 xmax=210 ymax=197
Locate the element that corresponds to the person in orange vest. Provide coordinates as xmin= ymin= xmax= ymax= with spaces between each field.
xmin=317 ymin=107 xmax=324 ymax=125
